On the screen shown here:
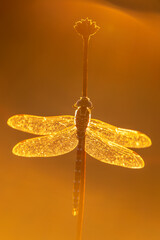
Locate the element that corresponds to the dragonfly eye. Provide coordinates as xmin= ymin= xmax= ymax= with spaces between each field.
xmin=74 ymin=97 xmax=93 ymax=109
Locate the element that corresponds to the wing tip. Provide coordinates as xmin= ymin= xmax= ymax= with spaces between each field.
xmin=12 ymin=144 xmax=23 ymax=157
xmin=7 ymin=116 xmax=14 ymax=127
xmin=146 ymin=136 xmax=152 ymax=147
xmin=12 ymin=146 xmax=33 ymax=157
xmin=133 ymin=160 xmax=145 ymax=169
xmin=12 ymin=142 xmax=30 ymax=157
xmin=7 ymin=114 xmax=23 ymax=128
xmin=140 ymin=133 xmax=152 ymax=148
xmin=134 ymin=153 xmax=145 ymax=169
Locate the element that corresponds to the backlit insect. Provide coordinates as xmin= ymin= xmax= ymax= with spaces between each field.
xmin=7 ymin=18 xmax=152 ymax=240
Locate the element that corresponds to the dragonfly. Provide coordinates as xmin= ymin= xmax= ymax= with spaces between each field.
xmin=7 ymin=18 xmax=151 ymax=240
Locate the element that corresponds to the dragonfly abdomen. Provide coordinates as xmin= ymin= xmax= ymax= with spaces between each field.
xmin=72 ymin=137 xmax=85 ymax=216
xmin=72 ymin=106 xmax=90 ymax=216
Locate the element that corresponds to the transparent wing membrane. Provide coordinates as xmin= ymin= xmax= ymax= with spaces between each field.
xmin=13 ymin=126 xmax=78 ymax=157
xmin=89 ymin=119 xmax=151 ymax=148
xmin=86 ymin=128 xmax=144 ymax=168
xmin=7 ymin=114 xmax=75 ymax=135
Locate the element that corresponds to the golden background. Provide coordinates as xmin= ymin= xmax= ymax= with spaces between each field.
xmin=0 ymin=0 xmax=160 ymax=239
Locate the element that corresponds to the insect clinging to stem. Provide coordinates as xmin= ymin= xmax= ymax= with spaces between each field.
xmin=7 ymin=18 xmax=152 ymax=240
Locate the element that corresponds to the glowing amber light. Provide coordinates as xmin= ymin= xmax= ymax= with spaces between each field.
xmin=7 ymin=18 xmax=152 ymax=240
xmin=7 ymin=114 xmax=151 ymax=168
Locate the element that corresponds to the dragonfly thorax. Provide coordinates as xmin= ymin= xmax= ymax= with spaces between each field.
xmin=75 ymin=105 xmax=91 ymax=138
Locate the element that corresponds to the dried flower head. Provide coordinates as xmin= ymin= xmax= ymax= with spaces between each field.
xmin=74 ymin=18 xmax=100 ymax=38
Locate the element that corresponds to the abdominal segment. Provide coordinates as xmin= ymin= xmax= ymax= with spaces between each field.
xmin=72 ymin=139 xmax=85 ymax=216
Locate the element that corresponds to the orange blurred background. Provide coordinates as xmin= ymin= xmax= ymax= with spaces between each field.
xmin=0 ymin=0 xmax=160 ymax=239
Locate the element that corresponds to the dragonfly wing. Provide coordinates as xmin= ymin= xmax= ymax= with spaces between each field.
xmin=85 ymin=128 xmax=144 ymax=168
xmin=7 ymin=114 xmax=75 ymax=135
xmin=89 ymin=119 xmax=151 ymax=148
xmin=13 ymin=126 xmax=78 ymax=157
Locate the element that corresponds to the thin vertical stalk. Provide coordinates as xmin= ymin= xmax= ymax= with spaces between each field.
xmin=73 ymin=18 xmax=100 ymax=240
xmin=82 ymin=37 xmax=89 ymax=97
xmin=76 ymin=138 xmax=86 ymax=240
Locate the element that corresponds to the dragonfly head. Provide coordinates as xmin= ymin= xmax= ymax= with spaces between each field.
xmin=73 ymin=97 xmax=93 ymax=109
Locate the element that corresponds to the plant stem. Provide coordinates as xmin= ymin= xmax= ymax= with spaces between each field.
xmin=82 ymin=37 xmax=89 ymax=97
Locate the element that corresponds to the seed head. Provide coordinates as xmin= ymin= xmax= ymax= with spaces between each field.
xmin=74 ymin=18 xmax=100 ymax=38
